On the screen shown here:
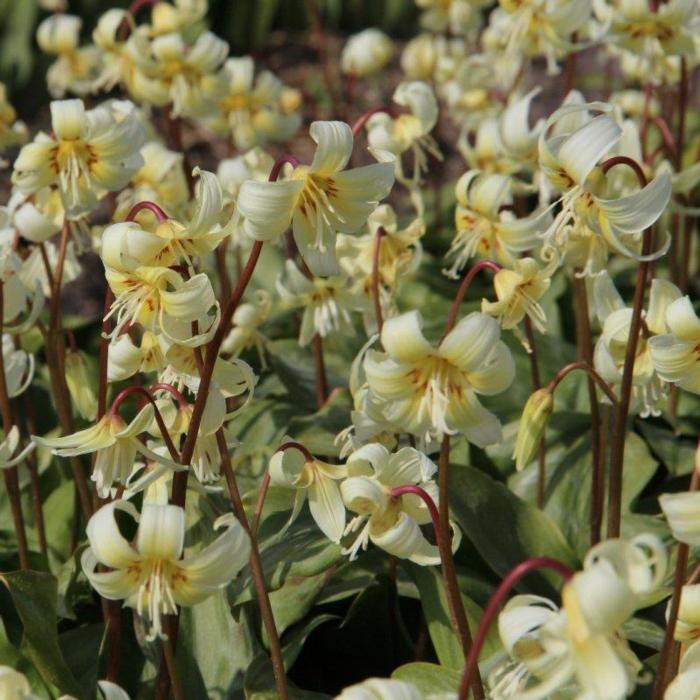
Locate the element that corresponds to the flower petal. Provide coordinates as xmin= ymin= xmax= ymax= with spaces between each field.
xmin=137 ymin=504 xmax=185 ymax=561
xmin=440 ymin=312 xmax=500 ymax=372
xmin=310 ymin=121 xmax=353 ymax=175
xmin=381 ymin=311 xmax=432 ymax=364
xmin=85 ymin=500 xmax=141 ymax=569
xmin=308 ymin=474 xmax=346 ymax=543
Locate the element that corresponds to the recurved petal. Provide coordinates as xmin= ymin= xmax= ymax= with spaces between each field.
xmin=51 ymin=99 xmax=86 ymax=141
xmin=557 ymin=114 xmax=620 ymax=185
xmin=137 ymin=503 xmax=185 ymax=561
xmin=445 ymin=389 xmax=502 ymax=448
xmin=310 ymin=121 xmax=353 ymax=175
xmin=340 ymin=475 xmax=387 ymax=514
xmin=595 ymin=173 xmax=671 ymax=234
xmin=648 ymin=335 xmax=698 ymax=389
xmin=665 ymin=295 xmax=700 ymax=342
xmin=346 ymin=442 xmax=390 ymax=477
xmin=268 ymin=445 xmax=307 ymax=488
xmin=370 ymin=510 xmax=440 ymax=565
xmin=175 ymin=513 xmax=250 ymax=605
xmin=85 ymin=500 xmax=141 ymax=569
xmin=646 ymin=278 xmax=682 ymax=335
xmin=81 ymin=548 xmax=143 ymax=601
xmin=440 ymin=312 xmax=500 ymax=372
xmin=381 ymin=311 xmax=432 ymax=364
xmin=660 ymin=491 xmax=700 ymax=545
xmin=237 ymin=179 xmax=302 ymax=242
xmin=308 ymin=475 xmax=346 ymax=543
xmin=464 ymin=342 xmax=515 ymax=395
xmin=188 ymin=168 xmax=223 ymax=238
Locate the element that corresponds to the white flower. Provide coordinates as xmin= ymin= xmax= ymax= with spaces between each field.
xmin=0 ymin=426 xmax=35 ymax=470
xmin=340 ymin=443 xmax=456 ymax=565
xmin=1 ymin=334 xmax=34 ymax=398
xmin=82 ymin=500 xmax=250 ymax=640
xmin=236 ymin=121 xmax=394 ymax=276
xmin=340 ymin=29 xmax=393 ymax=77
xmin=364 ymin=311 xmax=514 ymax=444
xmin=335 ymin=678 xmax=424 ymax=699
xmin=12 ymin=99 xmax=145 ymax=217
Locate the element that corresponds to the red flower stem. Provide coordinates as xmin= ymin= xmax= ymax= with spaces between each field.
xmin=0 ymin=282 xmax=29 ymax=569
xmin=371 ymin=226 xmax=386 ymax=340
xmin=97 ymin=289 xmax=114 ymax=420
xmin=442 ymin=260 xmax=501 ymax=338
xmin=457 ymin=557 xmax=574 ymax=700
xmin=150 ymin=383 xmax=189 ymax=409
xmin=351 ymin=107 xmax=395 ymax=137
xmin=439 ymin=436 xmax=484 ymax=700
xmin=547 ymin=361 xmax=619 ymax=406
xmin=600 ymin=156 xmax=648 ymax=187
xmin=650 ymin=116 xmax=678 ymax=162
xmin=125 ymin=201 xmax=168 ymax=223
xmin=108 ymin=386 xmax=180 ymax=463
xmin=269 ymin=155 xmax=301 ymax=182
xmin=390 ymin=485 xmax=444 ymax=552
xmin=277 ymin=440 xmax=315 ymax=462
xmin=607 ymin=224 xmax=653 ymax=538
xmin=252 ymin=472 xmax=271 ymax=537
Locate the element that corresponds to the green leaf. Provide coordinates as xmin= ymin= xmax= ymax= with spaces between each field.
xmin=449 ymin=466 xmax=578 ymax=596
xmin=407 ymin=564 xmax=500 ymax=671
xmin=178 ymin=590 xmax=258 ymax=698
xmin=637 ymin=422 xmax=696 ymax=476
xmin=392 ymin=662 xmax=461 ymax=697
xmin=622 ymin=617 xmax=665 ymax=652
xmin=0 ymin=570 xmax=86 ymax=699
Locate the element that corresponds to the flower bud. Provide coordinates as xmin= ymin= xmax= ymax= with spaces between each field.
xmin=340 ymin=29 xmax=392 ymax=78
xmin=513 ymin=389 xmax=553 ymax=471
xmin=64 ymin=350 xmax=97 ymax=421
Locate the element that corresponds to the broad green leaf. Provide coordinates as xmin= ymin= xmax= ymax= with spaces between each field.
xmin=407 ymin=564 xmax=500 ymax=671
xmin=638 ymin=422 xmax=696 ymax=476
xmin=449 ymin=466 xmax=578 ymax=596
xmin=0 ymin=570 xmax=85 ymax=699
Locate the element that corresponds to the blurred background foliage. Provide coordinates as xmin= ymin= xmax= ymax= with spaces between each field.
xmin=0 ymin=0 xmax=419 ymax=111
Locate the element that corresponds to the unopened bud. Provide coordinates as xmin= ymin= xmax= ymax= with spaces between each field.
xmin=513 ymin=389 xmax=553 ymax=471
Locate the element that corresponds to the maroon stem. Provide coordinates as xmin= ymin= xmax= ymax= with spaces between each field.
xmin=371 ymin=226 xmax=386 ymax=338
xmin=269 ymin=155 xmax=301 ymax=182
xmin=547 ymin=361 xmax=619 ymax=406
xmin=457 ymin=558 xmax=574 ymax=700
xmin=443 ymin=261 xmax=501 ymax=338
xmin=351 ymin=107 xmax=394 ymax=137
xmin=600 ymin=156 xmax=648 ymax=187
xmin=390 ymin=485 xmax=444 ymax=551
xmin=125 ymin=201 xmax=168 ymax=223
xmin=150 ymin=383 xmax=189 ymax=409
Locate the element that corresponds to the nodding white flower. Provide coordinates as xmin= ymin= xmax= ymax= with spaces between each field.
xmin=149 ymin=0 xmax=208 ymax=35
xmin=364 ymin=311 xmax=514 ymax=444
xmin=64 ymin=349 xmax=98 ymax=421
xmin=498 ymin=88 xmax=545 ymax=169
xmin=81 ymin=500 xmax=250 ymax=641
xmin=115 ymin=141 xmax=189 ymax=221
xmin=221 ymin=290 xmax=271 ymax=364
xmin=12 ymin=99 xmax=145 ymax=217
xmin=482 ymin=258 xmax=554 ymax=344
xmin=107 ymin=331 xmax=167 ymax=382
xmin=367 ymin=81 xmax=441 ymax=199
xmin=268 ymin=444 xmax=347 ymax=543
xmin=538 ymin=101 xmax=671 ymax=264
xmin=10 ymin=187 xmax=64 ymax=243
xmin=417 ymin=0 xmax=487 ymax=35
xmin=495 ymin=539 xmax=664 ymax=700
xmin=400 ymin=33 xmax=441 ymax=81
xmin=236 ymin=120 xmax=395 ymax=277
xmin=211 ymin=57 xmax=302 ymax=151
xmin=649 ymin=295 xmax=700 ymax=395
xmin=102 ymin=257 xmax=220 ymax=347
xmin=338 ymin=204 xmax=424 ymax=296
xmin=0 ymin=247 xmax=44 ymax=334
xmin=1 ymin=335 xmax=34 ymax=398
xmin=0 ymin=83 xmax=27 ymax=155
xmin=33 ymin=404 xmax=183 ymax=498
xmin=340 ymin=29 xmax=393 ymax=78
xmin=341 ymin=443 xmax=457 ymax=565
xmin=444 ymin=170 xmax=547 ymax=278
xmin=334 ymin=677 xmax=424 ymax=699
xmin=0 ymin=426 xmax=35 ymax=470
xmin=513 ymin=388 xmax=554 ymax=471
xmin=593 ymin=272 xmax=681 ymax=416
xmin=600 ymin=0 xmax=699 ymax=60
xmin=458 ymin=116 xmax=506 ymax=174
xmin=660 ymin=463 xmax=700 ymax=546
xmin=36 ymin=14 xmax=102 ymax=98
xmin=495 ymin=0 xmax=592 ymax=74
xmin=277 ymin=260 xmax=366 ymax=347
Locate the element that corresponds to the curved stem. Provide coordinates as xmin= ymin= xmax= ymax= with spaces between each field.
xmin=438 ymin=436 xmax=484 ymax=700
xmin=371 ymin=226 xmax=386 ymax=338
xmin=653 ymin=457 xmax=699 ymax=699
xmin=649 ymin=116 xmax=678 ymax=163
xmin=216 ymin=429 xmax=290 ymax=700
xmin=606 ymin=228 xmax=653 ymax=538
xmin=277 ymin=441 xmax=315 ymax=463
xmin=600 ymin=156 xmax=648 ymax=187
xmin=443 ymin=261 xmax=501 ymax=339
xmin=547 ymin=361 xmax=619 ymax=407
xmin=269 ymin=155 xmax=301 ymax=182
xmin=457 ymin=557 xmax=574 ymax=700
xmin=351 ymin=107 xmax=394 ymax=137
xmin=109 ymin=386 xmax=180 ymax=463
xmin=150 ymin=383 xmax=190 ymax=409
xmin=0 ymin=283 xmax=29 ymax=569
xmin=125 ymin=201 xmax=168 ymax=223
xmin=390 ymin=485 xmax=444 ymax=552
